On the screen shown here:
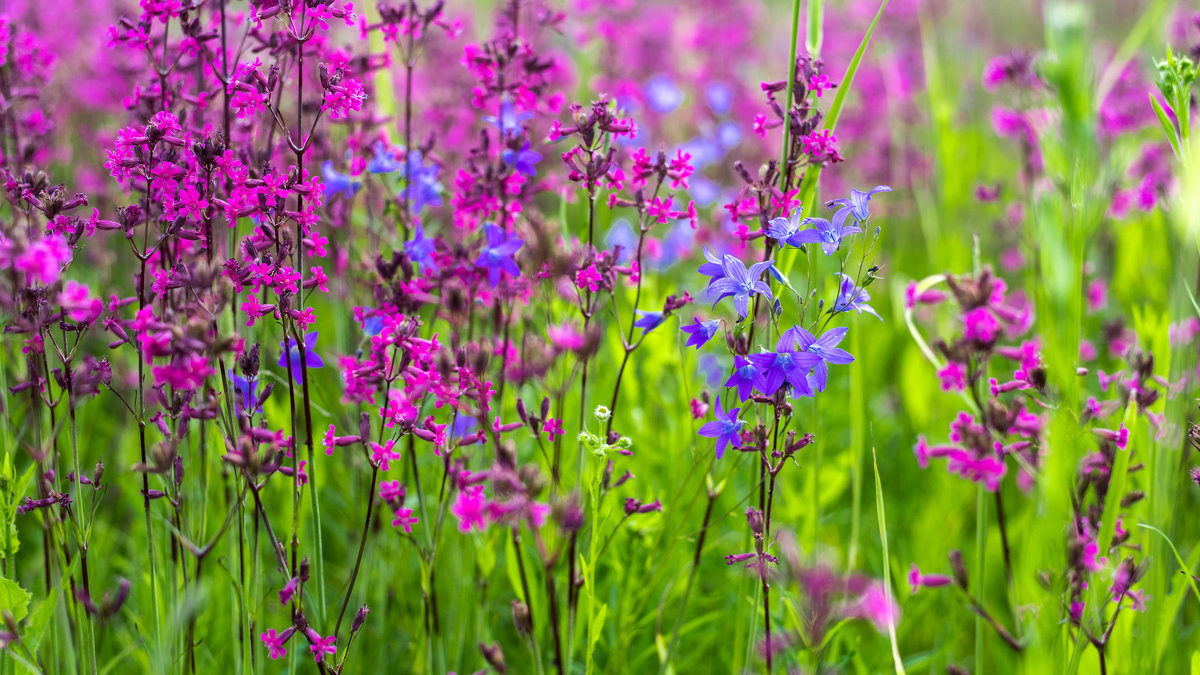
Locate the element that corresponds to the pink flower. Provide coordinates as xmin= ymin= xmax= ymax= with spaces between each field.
xmin=379 ymin=480 xmax=404 ymax=502
xmin=369 ymin=440 xmax=401 ymax=471
xmin=451 ymin=485 xmax=490 ymax=533
xmin=260 ymin=628 xmax=292 ymax=659
xmin=843 ymin=581 xmax=901 ymax=632
xmin=59 ymin=281 xmax=102 ymax=323
xmin=305 ymin=629 xmax=336 ymax=662
xmin=16 ymin=235 xmax=71 ymax=285
xmin=908 ymin=563 xmax=953 ymax=594
xmin=392 ymin=507 xmax=418 ymax=533
xmin=575 ymin=265 xmax=601 ymax=292
xmin=937 ymin=362 xmax=967 ymax=392
xmin=962 ymin=307 xmax=1000 ymax=343
xmin=543 ymin=417 xmax=564 ymax=441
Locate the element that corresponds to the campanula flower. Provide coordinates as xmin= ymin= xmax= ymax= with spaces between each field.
xmin=680 ymin=318 xmax=720 ymax=349
xmin=405 ymin=224 xmax=438 ymax=273
xmin=705 ymin=81 xmax=733 ymax=115
xmin=644 ymin=74 xmax=684 ymax=113
xmin=321 ymin=161 xmax=361 ymax=199
xmin=783 ymin=326 xmax=854 ymax=392
xmin=400 ymin=150 xmax=443 ymax=214
xmin=795 ymin=209 xmax=862 ymax=255
xmin=633 ymin=310 xmax=666 ymax=335
xmin=483 ymin=98 xmax=534 ymax=136
xmin=834 ymin=274 xmax=882 ymax=321
xmin=502 ymin=141 xmax=543 ymax=177
xmin=475 ymin=223 xmax=523 ymax=287
xmin=277 ymin=331 xmax=325 ymax=382
xmin=707 ymin=254 xmax=774 ymax=318
xmin=367 ymin=142 xmax=403 ymax=174
xmin=826 ymin=185 xmax=892 ymax=222
xmin=726 ymin=355 xmax=763 ymax=401
xmin=232 ymin=375 xmax=263 ymax=415
xmin=697 ymin=246 xmax=728 ymax=291
xmin=747 ymin=333 xmax=822 ymax=397
xmin=697 ymin=397 xmax=745 ymax=458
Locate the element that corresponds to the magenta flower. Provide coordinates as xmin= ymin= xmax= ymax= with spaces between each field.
xmin=907 ymin=564 xmax=952 ymax=594
xmin=544 ymin=417 xmax=564 ymax=441
xmin=306 ymin=628 xmax=336 ymax=662
xmin=451 ymin=485 xmax=490 ymax=532
xmin=369 ymin=440 xmax=401 ymax=471
xmin=392 ymin=507 xmax=418 ymax=533
xmin=260 ymin=628 xmax=293 ymax=660
xmin=697 ymin=397 xmax=745 ymax=458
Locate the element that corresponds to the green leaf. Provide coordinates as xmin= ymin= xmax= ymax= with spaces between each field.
xmin=871 ymin=439 xmax=906 ymax=675
xmin=1150 ymin=93 xmax=1182 ymax=158
xmin=25 ymin=593 xmax=57 ymax=653
xmin=0 ymin=576 xmax=32 ymax=623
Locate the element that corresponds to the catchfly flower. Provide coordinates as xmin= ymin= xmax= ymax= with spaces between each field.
xmin=697 ymin=397 xmax=745 ymax=458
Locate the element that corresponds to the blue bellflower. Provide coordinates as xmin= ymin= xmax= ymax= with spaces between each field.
xmin=483 ymin=98 xmax=534 ymax=137
xmin=401 ymin=150 xmax=443 ymax=214
xmin=707 ymin=254 xmax=774 ymax=318
xmin=475 ymin=223 xmax=523 ymax=287
xmin=705 ymin=81 xmax=733 ymax=116
xmin=697 ymin=397 xmax=746 ymax=458
xmin=405 ymin=224 xmax=439 ymax=274
xmin=834 ymin=274 xmax=882 ymax=321
xmin=278 ymin=331 xmax=325 ymax=383
xmin=783 ymin=326 xmax=854 ymax=392
xmin=231 ymin=375 xmax=263 ymax=415
xmin=681 ymin=318 xmax=721 ymax=349
xmin=746 ymin=333 xmax=822 ymax=397
xmin=502 ymin=141 xmax=543 ymax=177
xmin=826 ymin=185 xmax=892 ymax=222
xmin=726 ymin=355 xmax=762 ymax=401
xmin=797 ymin=209 xmax=863 ymax=255
xmin=633 ymin=310 xmax=666 ymax=335
xmin=367 ymin=142 xmax=403 ymax=174
xmin=322 ymin=161 xmax=361 ymax=199
xmin=644 ymin=75 xmax=684 ymax=114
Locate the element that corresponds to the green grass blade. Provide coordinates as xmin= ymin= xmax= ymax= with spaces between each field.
xmin=871 ymin=435 xmax=906 ymax=675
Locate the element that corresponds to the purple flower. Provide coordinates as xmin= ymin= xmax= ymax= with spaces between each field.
xmin=232 ymin=375 xmax=263 ymax=415
xmin=697 ymin=246 xmax=728 ymax=291
xmin=362 ymin=311 xmax=383 ymax=336
xmin=825 ymin=185 xmax=892 ymax=222
xmin=405 ymin=224 xmax=438 ymax=274
xmin=321 ymin=161 xmax=360 ymax=199
xmin=633 ymin=310 xmax=666 ymax=335
xmin=367 ymin=142 xmax=402 ymax=174
xmin=783 ymin=326 xmax=854 ymax=392
xmin=644 ymin=74 xmax=684 ymax=114
xmin=707 ymin=254 xmax=774 ymax=318
xmin=747 ymin=333 xmax=822 ymax=397
xmin=483 ymin=98 xmax=534 ymax=136
xmin=705 ymin=81 xmax=733 ymax=115
xmin=278 ymin=331 xmax=325 ymax=383
xmin=475 ymin=224 xmax=523 ymax=287
xmin=401 ymin=150 xmax=443 ymax=214
xmin=795 ymin=208 xmax=863 ymax=255
xmin=834 ymin=274 xmax=882 ymax=321
xmin=726 ymin=355 xmax=762 ymax=401
xmin=681 ymin=318 xmax=720 ymax=349
xmin=697 ymin=397 xmax=745 ymax=458
xmin=502 ymin=141 xmax=543 ymax=177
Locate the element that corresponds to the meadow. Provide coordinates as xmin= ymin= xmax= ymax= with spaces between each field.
xmin=0 ymin=0 xmax=1197 ymax=673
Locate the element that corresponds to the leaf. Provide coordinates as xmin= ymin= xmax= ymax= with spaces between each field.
xmin=0 ymin=577 xmax=31 ymax=623
xmin=1150 ymin=94 xmax=1182 ymax=158
xmin=871 ymin=439 xmax=906 ymax=675
xmin=24 ymin=593 xmax=57 ymax=653
xmin=589 ymin=602 xmax=608 ymax=652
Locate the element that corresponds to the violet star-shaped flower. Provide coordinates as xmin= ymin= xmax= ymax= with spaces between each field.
xmin=796 ymin=208 xmax=862 ymax=255
xmin=834 ymin=274 xmax=882 ymax=321
xmin=367 ymin=142 xmax=403 ymax=174
xmin=783 ymin=325 xmax=854 ymax=392
xmin=321 ymin=161 xmax=360 ymax=199
xmin=483 ymin=98 xmax=534 ymax=137
xmin=502 ymin=141 xmax=543 ymax=177
xmin=475 ymin=223 xmax=523 ymax=287
xmin=697 ymin=397 xmax=746 ymax=458
xmin=725 ymin=355 xmax=763 ymax=401
xmin=632 ymin=310 xmax=666 ymax=335
xmin=746 ymin=333 xmax=822 ymax=397
xmin=231 ymin=375 xmax=263 ymax=415
xmin=697 ymin=246 xmax=728 ymax=294
xmin=707 ymin=254 xmax=774 ymax=318
xmin=278 ymin=331 xmax=325 ymax=383
xmin=825 ymin=185 xmax=892 ymax=222
xmin=405 ymin=224 xmax=438 ymax=273
xmin=400 ymin=150 xmax=443 ymax=214
xmin=680 ymin=318 xmax=720 ymax=349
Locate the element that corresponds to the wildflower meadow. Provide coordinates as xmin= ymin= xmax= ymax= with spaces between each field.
xmin=2 ymin=0 xmax=1200 ymax=672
